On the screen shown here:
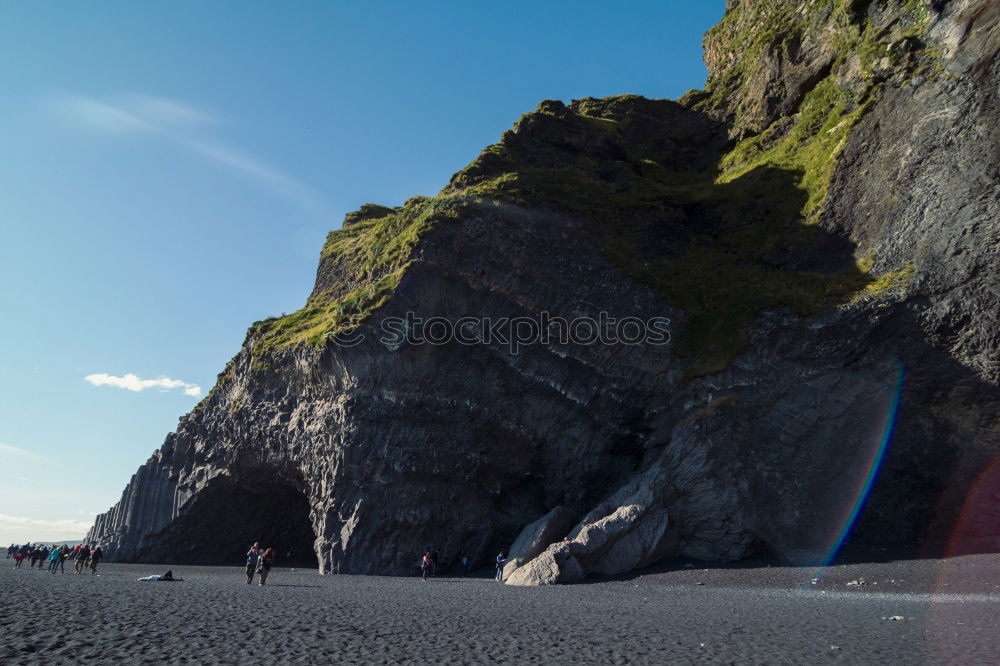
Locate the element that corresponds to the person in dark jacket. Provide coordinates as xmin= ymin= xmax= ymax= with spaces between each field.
xmin=74 ymin=545 xmax=91 ymax=574
xmin=57 ymin=545 xmax=69 ymax=573
xmin=88 ymin=546 xmax=103 ymax=574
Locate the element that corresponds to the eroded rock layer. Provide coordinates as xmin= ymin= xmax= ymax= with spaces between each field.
xmin=90 ymin=0 xmax=999 ymax=582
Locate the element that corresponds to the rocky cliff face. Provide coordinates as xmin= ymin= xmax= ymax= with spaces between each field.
xmin=90 ymin=0 xmax=1000 ymax=582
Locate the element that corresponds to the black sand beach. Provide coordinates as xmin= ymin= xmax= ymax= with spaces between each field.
xmin=0 ymin=555 xmax=1000 ymax=664
xmin=3 ymin=555 xmax=999 ymax=663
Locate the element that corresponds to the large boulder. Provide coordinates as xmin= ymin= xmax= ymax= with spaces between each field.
xmin=504 ymin=542 xmax=585 ymax=586
xmin=505 ymin=451 xmax=678 ymax=585
xmin=503 ymin=506 xmax=576 ymax=579
xmin=566 ymin=469 xmax=675 ymax=576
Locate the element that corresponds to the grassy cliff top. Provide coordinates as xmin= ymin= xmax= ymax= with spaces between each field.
xmin=243 ymin=0 xmax=937 ymax=378
xmin=699 ymin=0 xmax=937 ymax=135
xmin=248 ymin=195 xmax=475 ymax=355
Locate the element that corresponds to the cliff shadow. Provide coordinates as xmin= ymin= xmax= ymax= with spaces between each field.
xmin=136 ymin=472 xmax=318 ymax=568
xmin=576 ymin=131 xmax=1000 ymax=568
xmin=588 ymin=161 xmax=871 ymax=378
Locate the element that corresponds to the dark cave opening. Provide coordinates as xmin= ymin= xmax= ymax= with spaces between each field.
xmin=145 ymin=476 xmax=318 ymax=568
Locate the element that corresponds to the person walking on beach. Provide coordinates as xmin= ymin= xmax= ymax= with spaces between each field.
xmin=13 ymin=549 xmax=26 ymax=568
xmin=89 ymin=546 xmax=103 ymax=574
xmin=495 ymin=552 xmax=507 ymax=582
xmin=47 ymin=546 xmax=62 ymax=573
xmin=75 ymin=544 xmax=91 ymax=574
xmin=245 ymin=542 xmax=261 ymax=585
xmin=6 ymin=543 xmax=14 ymax=559
xmin=421 ymin=552 xmax=432 ymax=581
xmin=256 ymin=548 xmax=274 ymax=585
xmin=431 ymin=549 xmax=439 ymax=577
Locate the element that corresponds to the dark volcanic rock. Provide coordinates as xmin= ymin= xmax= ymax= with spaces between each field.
xmin=90 ymin=0 xmax=1000 ymax=582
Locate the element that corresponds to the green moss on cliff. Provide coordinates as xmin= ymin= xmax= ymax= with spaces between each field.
xmin=719 ymin=76 xmax=872 ymax=223
xmin=250 ymin=195 xmax=472 ymax=355
xmin=903 ymin=0 xmax=931 ymax=26
xmin=853 ymin=260 xmax=917 ymax=302
xmin=702 ymin=0 xmax=940 ymax=134
xmin=446 ymin=93 xmax=877 ymax=377
xmin=443 ymin=1 xmax=942 ymax=376
xmin=246 ymin=0 xmax=931 ymax=378
xmin=252 ymin=271 xmax=399 ymax=353
xmin=701 ymin=1 xmax=800 ymax=114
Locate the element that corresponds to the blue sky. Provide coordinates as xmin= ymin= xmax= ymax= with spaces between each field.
xmin=0 ymin=0 xmax=725 ymax=543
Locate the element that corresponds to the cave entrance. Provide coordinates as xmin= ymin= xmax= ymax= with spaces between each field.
xmin=150 ymin=475 xmax=318 ymax=568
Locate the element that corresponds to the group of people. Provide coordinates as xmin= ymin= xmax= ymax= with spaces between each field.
xmin=418 ymin=549 xmax=508 ymax=581
xmin=7 ymin=542 xmax=103 ymax=574
xmin=11 ymin=540 xmax=512 ymax=583
xmin=244 ymin=542 xmax=275 ymax=585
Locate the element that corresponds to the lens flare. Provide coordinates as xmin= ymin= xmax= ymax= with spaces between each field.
xmin=825 ymin=362 xmax=906 ymax=566
xmin=946 ymin=456 xmax=1000 ymax=558
xmin=800 ymin=362 xmax=906 ymax=588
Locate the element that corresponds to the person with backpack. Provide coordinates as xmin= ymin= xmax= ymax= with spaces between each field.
xmin=89 ymin=546 xmax=103 ymax=574
xmin=74 ymin=544 xmax=91 ymax=574
xmin=256 ymin=548 xmax=275 ymax=585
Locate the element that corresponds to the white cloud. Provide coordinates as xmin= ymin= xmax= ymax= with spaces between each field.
xmin=57 ymin=95 xmax=151 ymax=133
xmin=0 ymin=513 xmax=90 ymax=530
xmin=0 ymin=443 xmax=44 ymax=461
xmin=85 ymin=373 xmax=202 ymax=398
xmin=51 ymin=92 xmax=324 ymax=211
xmin=0 ymin=513 xmax=91 ymax=542
xmin=187 ymin=140 xmax=322 ymax=208
xmin=127 ymin=94 xmax=214 ymax=127
xmin=53 ymin=93 xmax=209 ymax=134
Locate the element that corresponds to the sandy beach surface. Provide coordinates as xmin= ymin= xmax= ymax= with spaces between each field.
xmin=2 ymin=554 xmax=999 ymax=664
